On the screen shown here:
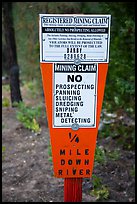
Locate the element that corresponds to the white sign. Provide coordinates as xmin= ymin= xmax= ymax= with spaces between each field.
xmin=53 ymin=63 xmax=98 ymax=128
xmin=39 ymin=14 xmax=111 ymax=63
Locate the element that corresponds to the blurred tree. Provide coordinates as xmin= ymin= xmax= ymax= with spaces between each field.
xmin=2 ymin=2 xmax=22 ymax=106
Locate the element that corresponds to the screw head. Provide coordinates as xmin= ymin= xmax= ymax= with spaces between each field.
xmin=71 ymin=123 xmax=79 ymax=130
xmin=74 ymin=58 xmax=81 ymax=65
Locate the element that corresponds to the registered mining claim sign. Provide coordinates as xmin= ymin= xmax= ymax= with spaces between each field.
xmin=54 ymin=63 xmax=98 ymax=128
xmin=39 ymin=14 xmax=111 ymax=62
xmin=39 ymin=14 xmax=111 ymax=128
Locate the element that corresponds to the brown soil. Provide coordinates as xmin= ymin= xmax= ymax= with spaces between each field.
xmin=2 ymin=87 xmax=135 ymax=202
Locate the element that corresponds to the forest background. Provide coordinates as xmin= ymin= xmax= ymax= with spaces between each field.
xmin=2 ymin=2 xmax=135 ymax=202
xmin=2 ymin=2 xmax=135 ymax=150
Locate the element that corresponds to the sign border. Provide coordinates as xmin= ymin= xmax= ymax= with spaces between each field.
xmin=39 ymin=14 xmax=111 ymax=63
xmin=52 ymin=62 xmax=98 ymax=128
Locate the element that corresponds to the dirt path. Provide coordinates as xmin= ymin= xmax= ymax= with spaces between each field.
xmin=2 ymin=106 xmax=135 ymax=202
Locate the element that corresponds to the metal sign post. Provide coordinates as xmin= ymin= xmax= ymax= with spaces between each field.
xmin=39 ymin=14 xmax=111 ymax=202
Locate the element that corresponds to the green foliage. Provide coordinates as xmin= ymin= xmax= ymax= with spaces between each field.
xmin=16 ymin=102 xmax=42 ymax=133
xmin=98 ymin=120 xmax=135 ymax=150
xmin=92 ymin=174 xmax=102 ymax=189
xmin=94 ymin=143 xmax=121 ymax=166
xmin=2 ymin=85 xmax=11 ymax=107
xmin=91 ymin=185 xmax=109 ymax=201
xmin=107 ymin=149 xmax=120 ymax=161
xmin=2 ymin=84 xmax=10 ymax=92
xmin=91 ymin=174 xmax=109 ymax=201
xmin=2 ymin=146 xmax=6 ymax=153
xmin=46 ymin=2 xmax=82 ymax=14
xmin=23 ymin=79 xmax=42 ymax=99
xmin=130 ymin=165 xmax=135 ymax=177
xmin=2 ymin=2 xmax=134 ymax=151
xmin=10 ymin=2 xmax=135 ymax=116
xmin=48 ymin=144 xmax=52 ymax=162
xmin=12 ymin=3 xmax=41 ymax=81
xmin=11 ymin=2 xmax=82 ymax=82
xmin=2 ymin=146 xmax=6 ymax=161
xmin=81 ymin=2 xmax=102 ymax=14
xmin=12 ymin=101 xmax=20 ymax=107
xmin=94 ymin=145 xmax=106 ymax=165
xmin=100 ymin=2 xmax=135 ymax=116
xmin=98 ymin=4 xmax=135 ymax=154
xmin=2 ymin=97 xmax=10 ymax=107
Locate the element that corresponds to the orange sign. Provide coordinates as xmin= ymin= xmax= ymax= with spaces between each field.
xmin=39 ymin=14 xmax=111 ymax=178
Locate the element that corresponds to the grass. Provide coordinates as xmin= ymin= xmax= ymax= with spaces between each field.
xmin=2 ymin=97 xmax=10 ymax=107
xmin=2 ymin=146 xmax=6 ymax=161
xmin=22 ymin=80 xmax=42 ymax=99
xmin=91 ymin=174 xmax=109 ymax=201
xmin=48 ymin=144 xmax=52 ymax=162
xmin=130 ymin=165 xmax=135 ymax=177
xmin=94 ymin=145 xmax=106 ymax=166
xmin=2 ymin=84 xmax=10 ymax=92
xmin=91 ymin=185 xmax=109 ymax=201
xmin=16 ymin=101 xmax=42 ymax=134
xmin=107 ymin=149 xmax=120 ymax=161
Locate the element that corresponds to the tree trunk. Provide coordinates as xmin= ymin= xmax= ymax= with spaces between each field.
xmin=2 ymin=2 xmax=22 ymax=106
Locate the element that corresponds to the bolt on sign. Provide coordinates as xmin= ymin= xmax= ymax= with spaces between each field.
xmin=39 ymin=14 xmax=111 ymax=178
